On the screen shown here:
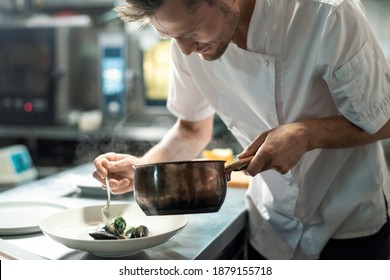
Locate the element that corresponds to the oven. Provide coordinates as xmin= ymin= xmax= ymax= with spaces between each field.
xmin=0 ymin=26 xmax=73 ymax=124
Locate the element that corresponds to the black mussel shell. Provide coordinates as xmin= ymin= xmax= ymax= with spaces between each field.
xmin=89 ymin=229 xmax=120 ymax=240
xmin=101 ymin=225 xmax=114 ymax=234
xmin=125 ymin=227 xmax=136 ymax=239
xmin=135 ymin=225 xmax=149 ymax=238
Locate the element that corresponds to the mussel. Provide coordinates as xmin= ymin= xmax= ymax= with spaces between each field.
xmin=125 ymin=225 xmax=149 ymax=238
xmin=135 ymin=225 xmax=149 ymax=238
xmin=88 ymin=226 xmax=121 ymax=240
xmin=125 ymin=226 xmax=136 ymax=239
xmin=89 ymin=215 xmax=149 ymax=240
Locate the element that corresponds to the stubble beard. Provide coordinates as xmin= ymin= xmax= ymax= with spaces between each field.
xmin=199 ymin=6 xmax=240 ymax=61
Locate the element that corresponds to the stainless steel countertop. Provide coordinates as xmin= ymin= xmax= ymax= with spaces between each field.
xmin=0 ymin=124 xmax=171 ymax=142
xmin=0 ymin=163 xmax=248 ymax=260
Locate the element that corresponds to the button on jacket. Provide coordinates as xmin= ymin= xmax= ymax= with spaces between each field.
xmin=167 ymin=0 xmax=390 ymax=259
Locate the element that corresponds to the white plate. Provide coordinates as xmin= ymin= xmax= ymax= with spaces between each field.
xmin=77 ymin=184 xmax=106 ymax=196
xmin=74 ymin=175 xmax=106 ymax=196
xmin=75 ymin=175 xmax=133 ymax=196
xmin=0 ymin=202 xmax=67 ymax=235
xmin=39 ymin=203 xmax=188 ymax=257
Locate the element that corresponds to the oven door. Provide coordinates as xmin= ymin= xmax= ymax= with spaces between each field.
xmin=0 ymin=27 xmax=58 ymax=124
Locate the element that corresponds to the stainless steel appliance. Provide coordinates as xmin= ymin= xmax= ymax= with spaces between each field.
xmin=0 ymin=25 xmax=144 ymax=126
xmin=98 ymin=31 xmax=134 ymax=123
xmin=0 ymin=26 xmax=75 ymax=124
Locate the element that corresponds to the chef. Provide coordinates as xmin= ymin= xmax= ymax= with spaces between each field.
xmin=94 ymin=0 xmax=390 ymax=259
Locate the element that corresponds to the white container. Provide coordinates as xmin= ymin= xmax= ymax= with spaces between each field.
xmin=0 ymin=145 xmax=37 ymax=185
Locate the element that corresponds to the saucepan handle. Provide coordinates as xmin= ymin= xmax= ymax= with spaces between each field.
xmin=224 ymin=155 xmax=254 ymax=181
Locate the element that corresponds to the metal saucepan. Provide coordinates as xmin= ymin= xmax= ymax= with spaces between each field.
xmin=133 ymin=156 xmax=253 ymax=215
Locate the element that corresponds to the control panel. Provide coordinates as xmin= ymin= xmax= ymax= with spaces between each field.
xmin=98 ymin=32 xmax=128 ymax=123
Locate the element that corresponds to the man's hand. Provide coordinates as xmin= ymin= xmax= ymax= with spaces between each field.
xmin=93 ymin=152 xmax=143 ymax=194
xmin=238 ymin=122 xmax=309 ymax=175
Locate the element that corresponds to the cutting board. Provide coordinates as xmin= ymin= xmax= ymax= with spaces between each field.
xmin=227 ymin=171 xmax=249 ymax=188
xmin=201 ymin=148 xmax=249 ymax=188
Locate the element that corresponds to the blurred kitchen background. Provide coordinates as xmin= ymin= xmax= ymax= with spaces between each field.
xmin=0 ymin=0 xmax=389 ymax=184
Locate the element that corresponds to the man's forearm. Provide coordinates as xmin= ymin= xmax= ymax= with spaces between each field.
xmin=304 ymin=116 xmax=390 ymax=151
xmin=142 ymin=115 xmax=214 ymax=164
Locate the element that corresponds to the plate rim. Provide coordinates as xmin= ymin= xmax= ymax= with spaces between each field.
xmin=0 ymin=201 xmax=68 ymax=235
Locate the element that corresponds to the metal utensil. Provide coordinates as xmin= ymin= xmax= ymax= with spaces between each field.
xmin=101 ymin=177 xmax=113 ymax=231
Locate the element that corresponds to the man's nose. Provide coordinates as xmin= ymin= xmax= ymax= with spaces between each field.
xmin=175 ymin=37 xmax=197 ymax=56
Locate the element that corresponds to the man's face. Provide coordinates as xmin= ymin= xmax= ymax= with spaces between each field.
xmin=150 ymin=0 xmax=240 ymax=61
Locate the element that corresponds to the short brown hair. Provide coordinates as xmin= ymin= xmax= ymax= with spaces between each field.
xmin=114 ymin=0 xmax=216 ymax=24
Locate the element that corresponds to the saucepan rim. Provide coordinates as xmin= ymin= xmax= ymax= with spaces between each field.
xmin=134 ymin=159 xmax=227 ymax=169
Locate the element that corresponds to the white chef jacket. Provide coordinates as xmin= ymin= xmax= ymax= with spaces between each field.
xmin=167 ymin=0 xmax=390 ymax=259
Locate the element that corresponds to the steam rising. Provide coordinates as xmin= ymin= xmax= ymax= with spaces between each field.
xmin=75 ymin=116 xmax=153 ymax=163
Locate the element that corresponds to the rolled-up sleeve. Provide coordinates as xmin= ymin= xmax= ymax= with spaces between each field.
xmin=319 ymin=1 xmax=390 ymax=134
